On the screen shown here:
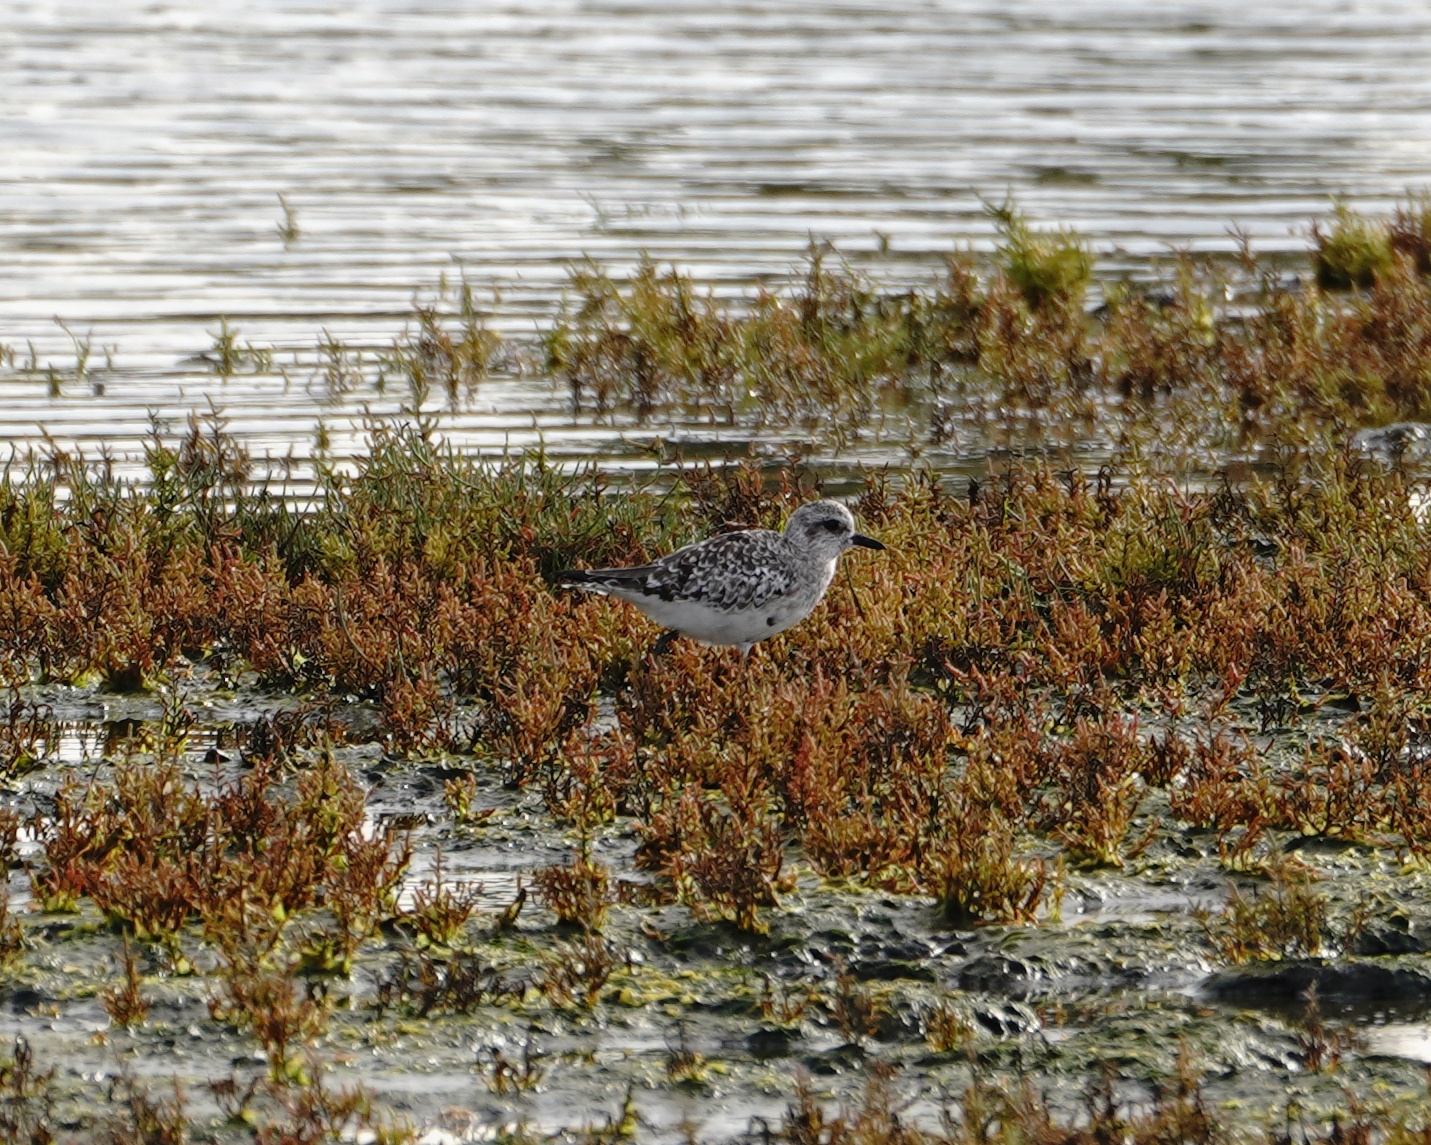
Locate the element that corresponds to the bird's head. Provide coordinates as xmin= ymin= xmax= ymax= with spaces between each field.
xmin=784 ymin=499 xmax=885 ymax=558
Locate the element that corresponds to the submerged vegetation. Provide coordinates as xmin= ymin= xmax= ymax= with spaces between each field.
xmin=13 ymin=200 xmax=1431 ymax=459
xmin=9 ymin=203 xmax=1431 ymax=1137
xmin=535 ymin=197 xmax=1431 ymax=447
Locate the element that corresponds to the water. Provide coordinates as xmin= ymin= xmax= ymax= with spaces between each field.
xmin=6 ymin=0 xmax=1431 ymax=475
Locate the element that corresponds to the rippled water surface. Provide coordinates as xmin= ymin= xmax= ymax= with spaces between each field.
xmin=6 ymin=0 xmax=1431 ymax=472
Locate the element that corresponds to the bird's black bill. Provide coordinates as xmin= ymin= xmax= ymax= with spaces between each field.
xmin=852 ymin=534 xmax=885 ymax=550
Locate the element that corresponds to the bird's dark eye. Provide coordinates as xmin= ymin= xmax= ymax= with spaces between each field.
xmin=823 ymin=520 xmax=844 ymax=533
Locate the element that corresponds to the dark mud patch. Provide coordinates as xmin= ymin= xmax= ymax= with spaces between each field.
xmin=1204 ymin=959 xmax=1431 ymax=1018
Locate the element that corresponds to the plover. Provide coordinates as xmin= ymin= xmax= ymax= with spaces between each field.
xmin=556 ymin=499 xmax=885 ymax=657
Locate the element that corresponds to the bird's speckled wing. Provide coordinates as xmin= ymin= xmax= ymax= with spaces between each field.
xmin=569 ymin=530 xmax=798 ymax=611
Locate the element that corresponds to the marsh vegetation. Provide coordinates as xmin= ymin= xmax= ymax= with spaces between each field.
xmin=9 ymin=204 xmax=1431 ymax=1140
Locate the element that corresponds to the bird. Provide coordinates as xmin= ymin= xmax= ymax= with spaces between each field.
xmin=555 ymin=499 xmax=885 ymax=657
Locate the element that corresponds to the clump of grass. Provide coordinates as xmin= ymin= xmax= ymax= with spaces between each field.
xmin=533 ymin=203 xmax=1431 ymax=436
xmin=1312 ymin=202 xmax=1393 ymax=290
xmin=101 ymin=935 xmax=150 ymax=1031
xmin=643 ymin=788 xmax=788 ymax=935
xmin=275 ymin=192 xmax=299 ymax=246
xmin=376 ymin=949 xmax=514 ymax=1018
xmin=250 ymin=1065 xmax=405 ymax=1145
xmin=210 ymin=1060 xmax=412 ymax=1145
xmin=0 ymin=809 xmax=24 ymax=966
xmin=1296 ymin=984 xmax=1364 ymax=1074
xmin=405 ymin=852 xmax=484 ymax=947
xmin=664 ymin=1024 xmax=709 ymax=1089
xmin=209 ymin=958 xmax=332 ymax=1084
xmin=544 ymin=256 xmax=740 ymax=419
xmin=825 ymin=961 xmax=886 ymax=1045
xmin=240 ymin=703 xmax=347 ymax=768
xmin=920 ymin=799 xmax=1056 ymax=928
xmin=987 ymin=197 xmax=1092 ymax=309
xmin=1196 ymin=861 xmax=1365 ymax=963
xmin=759 ymin=974 xmax=821 ymax=1028
xmin=1390 ymin=192 xmax=1431 ymax=275
xmin=1168 ymin=732 xmax=1277 ymax=867
xmin=100 ymin=1068 xmax=191 ymax=1145
xmin=0 ymin=701 xmax=56 ymax=779
xmin=205 ymin=318 xmax=273 ymax=378
xmin=383 ymin=279 xmax=504 ymax=406
xmin=774 ymin=1055 xmax=1237 ymax=1145
xmin=538 ymin=934 xmax=626 ymax=1011
xmin=533 ymin=852 xmax=613 ymax=932
xmin=0 ymin=1037 xmax=55 ymax=1142
xmin=441 ymin=772 xmax=495 ymax=827
xmin=1038 ymin=715 xmax=1156 ymax=869
xmin=923 ymin=995 xmax=978 ymax=1055
xmin=1098 ymin=263 xmax=1221 ymax=402
xmin=545 ymin=248 xmax=945 ymax=436
xmin=29 ymin=750 xmax=408 ymax=986
xmin=477 ymin=1030 xmax=547 ymax=1095
xmin=0 ymin=892 xmax=22 ymax=969
xmin=379 ymin=667 xmax=460 ymax=756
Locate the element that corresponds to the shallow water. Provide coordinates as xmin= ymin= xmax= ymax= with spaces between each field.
xmin=6 ymin=0 xmax=1431 ymax=475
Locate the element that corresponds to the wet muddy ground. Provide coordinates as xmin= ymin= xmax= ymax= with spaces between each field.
xmin=8 ymin=674 xmax=1431 ymax=1141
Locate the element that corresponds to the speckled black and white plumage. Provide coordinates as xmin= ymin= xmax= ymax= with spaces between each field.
xmin=556 ymin=499 xmax=885 ymax=656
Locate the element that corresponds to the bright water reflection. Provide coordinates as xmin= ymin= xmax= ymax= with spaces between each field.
xmin=6 ymin=0 xmax=1431 ymax=475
